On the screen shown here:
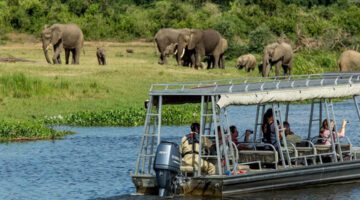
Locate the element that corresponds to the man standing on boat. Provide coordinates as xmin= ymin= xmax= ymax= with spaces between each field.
xmin=180 ymin=123 xmax=216 ymax=175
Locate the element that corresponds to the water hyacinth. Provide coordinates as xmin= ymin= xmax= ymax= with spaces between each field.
xmin=0 ymin=120 xmax=73 ymax=142
xmin=44 ymin=105 xmax=200 ymax=126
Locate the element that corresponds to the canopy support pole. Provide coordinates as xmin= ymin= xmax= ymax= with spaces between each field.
xmin=353 ymin=96 xmax=360 ymax=121
xmin=272 ymin=104 xmax=290 ymax=168
xmin=324 ymin=99 xmax=338 ymax=163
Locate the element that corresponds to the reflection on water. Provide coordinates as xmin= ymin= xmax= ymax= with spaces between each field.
xmin=1 ymin=100 xmax=360 ymax=199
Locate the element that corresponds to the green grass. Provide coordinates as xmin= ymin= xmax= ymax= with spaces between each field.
xmin=0 ymin=39 xmax=342 ymax=140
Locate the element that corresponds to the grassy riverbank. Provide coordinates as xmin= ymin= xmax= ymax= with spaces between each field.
xmin=0 ymin=37 xmax=340 ymax=140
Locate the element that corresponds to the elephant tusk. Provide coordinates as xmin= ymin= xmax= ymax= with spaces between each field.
xmin=180 ymin=48 xmax=185 ymax=58
xmin=174 ymin=49 xmax=178 ymax=55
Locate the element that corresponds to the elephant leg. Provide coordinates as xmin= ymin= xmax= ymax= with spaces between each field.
xmin=158 ymin=54 xmax=164 ymax=65
xmin=65 ymin=49 xmax=70 ymax=65
xmin=282 ymin=65 xmax=288 ymax=76
xmin=97 ymin=55 xmax=101 ymax=65
xmin=190 ymin=54 xmax=195 ymax=68
xmin=284 ymin=65 xmax=292 ymax=76
xmin=195 ymin=54 xmax=201 ymax=69
xmin=52 ymin=45 xmax=62 ymax=64
xmin=219 ymin=56 xmax=225 ymax=69
xmin=70 ymin=49 xmax=75 ymax=64
xmin=275 ymin=62 xmax=281 ymax=77
xmin=213 ymin=55 xmax=220 ymax=69
xmin=57 ymin=54 xmax=61 ymax=64
xmin=206 ymin=56 xmax=212 ymax=69
xmin=73 ymin=48 xmax=80 ymax=64
xmin=161 ymin=53 xmax=167 ymax=65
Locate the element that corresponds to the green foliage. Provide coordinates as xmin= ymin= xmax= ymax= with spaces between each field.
xmin=248 ymin=24 xmax=276 ymax=53
xmin=43 ymin=105 xmax=200 ymax=126
xmin=0 ymin=120 xmax=73 ymax=142
xmin=292 ymin=50 xmax=338 ymax=74
xmin=0 ymin=0 xmax=359 ymax=57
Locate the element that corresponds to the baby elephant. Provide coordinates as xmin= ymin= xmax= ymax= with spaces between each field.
xmin=236 ymin=54 xmax=257 ymax=72
xmin=96 ymin=47 xmax=106 ymax=65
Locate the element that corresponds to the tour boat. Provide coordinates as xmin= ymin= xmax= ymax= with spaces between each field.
xmin=131 ymin=73 xmax=360 ymax=197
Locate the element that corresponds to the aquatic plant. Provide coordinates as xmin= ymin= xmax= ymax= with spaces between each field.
xmin=0 ymin=120 xmax=73 ymax=142
xmin=44 ymin=105 xmax=200 ymax=126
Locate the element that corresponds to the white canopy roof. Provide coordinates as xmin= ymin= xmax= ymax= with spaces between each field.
xmin=217 ymin=83 xmax=360 ymax=108
xmin=149 ymin=73 xmax=360 ymax=106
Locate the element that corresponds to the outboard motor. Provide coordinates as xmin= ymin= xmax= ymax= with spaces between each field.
xmin=153 ymin=141 xmax=180 ymax=197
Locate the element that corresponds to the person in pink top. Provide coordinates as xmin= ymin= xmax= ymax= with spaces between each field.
xmin=319 ymin=119 xmax=347 ymax=145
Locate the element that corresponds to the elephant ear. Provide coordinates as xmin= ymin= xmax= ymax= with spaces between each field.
xmin=51 ymin=27 xmax=62 ymax=45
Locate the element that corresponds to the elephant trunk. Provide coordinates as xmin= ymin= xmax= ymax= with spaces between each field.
xmin=43 ymin=44 xmax=52 ymax=64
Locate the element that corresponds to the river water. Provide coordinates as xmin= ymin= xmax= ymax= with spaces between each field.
xmin=1 ymin=100 xmax=360 ymax=199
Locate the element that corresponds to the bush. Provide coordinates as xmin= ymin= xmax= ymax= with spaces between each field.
xmin=248 ymin=24 xmax=276 ymax=53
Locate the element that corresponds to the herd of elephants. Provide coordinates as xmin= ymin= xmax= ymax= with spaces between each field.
xmin=40 ymin=23 xmax=360 ymax=77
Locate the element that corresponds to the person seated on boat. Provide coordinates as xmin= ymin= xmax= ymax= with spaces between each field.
xmin=283 ymin=121 xmax=302 ymax=144
xmin=230 ymin=125 xmax=239 ymax=146
xmin=319 ymin=119 xmax=347 ymax=145
xmin=237 ymin=129 xmax=255 ymax=150
xmin=262 ymin=108 xmax=278 ymax=147
xmin=180 ymin=122 xmax=216 ymax=175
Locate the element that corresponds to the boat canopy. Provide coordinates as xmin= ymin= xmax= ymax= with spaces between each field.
xmin=149 ymin=73 xmax=360 ymax=107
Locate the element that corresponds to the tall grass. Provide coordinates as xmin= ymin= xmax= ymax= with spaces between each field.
xmin=0 ymin=73 xmax=47 ymax=98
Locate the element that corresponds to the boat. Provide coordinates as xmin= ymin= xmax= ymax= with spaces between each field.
xmin=130 ymin=73 xmax=360 ymax=197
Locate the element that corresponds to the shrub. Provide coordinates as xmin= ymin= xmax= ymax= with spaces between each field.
xmin=248 ymin=24 xmax=276 ymax=53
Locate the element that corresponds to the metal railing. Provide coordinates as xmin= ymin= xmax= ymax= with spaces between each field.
xmin=149 ymin=73 xmax=360 ymax=95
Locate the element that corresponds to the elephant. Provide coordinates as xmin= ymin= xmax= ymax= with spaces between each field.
xmin=187 ymin=29 xmax=224 ymax=69
xmin=262 ymin=42 xmax=293 ymax=77
xmin=236 ymin=54 xmax=257 ymax=72
xmin=96 ymin=47 xmax=106 ymax=65
xmin=164 ymin=43 xmax=194 ymax=67
xmin=207 ymin=37 xmax=228 ymax=69
xmin=154 ymin=28 xmax=190 ymax=65
xmin=41 ymin=24 xmax=84 ymax=65
xmin=338 ymin=50 xmax=360 ymax=72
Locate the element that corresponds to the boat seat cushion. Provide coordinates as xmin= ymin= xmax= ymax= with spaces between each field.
xmin=296 ymin=147 xmax=316 ymax=156
xmin=238 ymin=150 xmax=278 ymax=164
xmin=315 ymin=145 xmax=332 ymax=154
xmin=339 ymin=144 xmax=351 ymax=151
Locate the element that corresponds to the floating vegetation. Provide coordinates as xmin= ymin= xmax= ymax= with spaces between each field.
xmin=0 ymin=120 xmax=74 ymax=142
xmin=44 ymin=105 xmax=200 ymax=126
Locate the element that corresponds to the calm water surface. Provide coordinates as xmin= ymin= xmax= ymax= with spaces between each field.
xmin=1 ymin=100 xmax=360 ymax=199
